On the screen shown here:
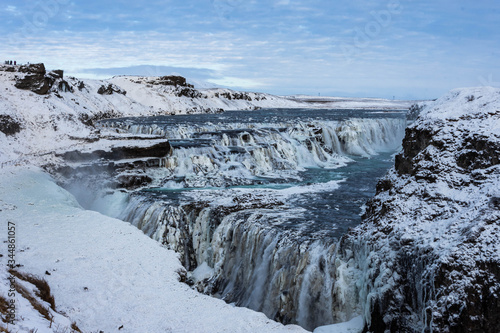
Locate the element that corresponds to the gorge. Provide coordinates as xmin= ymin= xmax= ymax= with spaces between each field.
xmin=1 ymin=64 xmax=498 ymax=333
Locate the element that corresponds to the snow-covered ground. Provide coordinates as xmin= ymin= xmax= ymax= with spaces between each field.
xmin=0 ymin=166 xmax=308 ymax=333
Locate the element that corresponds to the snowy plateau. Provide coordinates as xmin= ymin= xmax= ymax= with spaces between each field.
xmin=0 ymin=63 xmax=498 ymax=333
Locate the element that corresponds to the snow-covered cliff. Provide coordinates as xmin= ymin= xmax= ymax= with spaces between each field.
xmin=339 ymin=87 xmax=500 ymax=332
xmin=0 ymin=63 xmax=307 ymax=166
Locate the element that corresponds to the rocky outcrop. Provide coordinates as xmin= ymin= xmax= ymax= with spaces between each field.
xmin=14 ymin=63 xmax=52 ymax=95
xmin=341 ymin=87 xmax=500 ymax=333
xmin=213 ymin=91 xmax=259 ymax=101
xmin=0 ymin=115 xmax=21 ymax=136
xmin=18 ymin=63 xmax=46 ymax=74
xmin=97 ymin=83 xmax=127 ymax=95
xmin=116 ymin=174 xmax=153 ymax=188
xmin=13 ymin=63 xmax=72 ymax=95
xmin=55 ymin=140 xmax=172 ymax=190
xmin=154 ymin=75 xmax=194 ymax=88
xmin=175 ymin=87 xmax=203 ymax=98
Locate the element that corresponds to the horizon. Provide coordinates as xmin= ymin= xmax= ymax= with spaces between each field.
xmin=1 ymin=1 xmax=499 ymax=100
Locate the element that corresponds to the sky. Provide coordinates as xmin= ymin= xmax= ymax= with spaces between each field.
xmin=0 ymin=0 xmax=499 ymax=99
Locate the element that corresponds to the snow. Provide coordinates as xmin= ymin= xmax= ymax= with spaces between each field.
xmin=289 ymin=95 xmax=419 ymax=110
xmin=313 ymin=315 xmax=363 ymax=333
xmin=0 ymin=166 xmax=306 ymax=333
xmin=191 ymin=262 xmax=215 ymax=283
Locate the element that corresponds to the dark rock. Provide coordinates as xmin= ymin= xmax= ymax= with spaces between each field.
xmin=116 ymin=174 xmax=153 ymax=189
xmin=18 ymin=63 xmax=46 ymax=74
xmin=240 ymin=133 xmax=251 ymax=142
xmin=456 ymin=135 xmax=500 ymax=170
xmin=57 ymin=80 xmax=73 ymax=93
xmin=1 ymin=66 xmax=16 ymax=72
xmin=175 ymin=87 xmax=202 ymax=98
xmin=489 ymin=197 xmax=500 ymax=210
xmin=375 ymin=178 xmax=392 ymax=193
xmin=155 ymin=75 xmax=193 ymax=87
xmin=0 ymin=115 xmax=22 ymax=136
xmin=77 ymin=81 xmax=85 ymax=91
xmin=394 ymin=127 xmax=433 ymax=175
xmin=14 ymin=64 xmax=70 ymax=95
xmin=407 ymin=103 xmax=424 ymax=120
xmin=60 ymin=141 xmax=173 ymax=162
xmin=15 ymin=73 xmax=53 ymax=95
xmin=47 ymin=69 xmax=64 ymax=79
xmin=78 ymin=110 xmax=122 ymax=127
xmin=97 ymin=84 xmax=126 ymax=95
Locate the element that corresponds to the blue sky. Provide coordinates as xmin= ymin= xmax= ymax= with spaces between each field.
xmin=1 ymin=0 xmax=499 ymax=99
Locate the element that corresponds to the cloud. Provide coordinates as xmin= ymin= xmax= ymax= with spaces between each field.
xmin=0 ymin=0 xmax=498 ymax=99
xmin=275 ymin=0 xmax=291 ymax=6
xmin=207 ymin=77 xmax=265 ymax=89
xmin=5 ymin=5 xmax=18 ymax=13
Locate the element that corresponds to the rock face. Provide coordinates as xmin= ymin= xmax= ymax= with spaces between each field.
xmin=13 ymin=63 xmax=71 ymax=95
xmin=155 ymin=75 xmax=194 ymax=88
xmin=340 ymin=87 xmax=500 ymax=332
xmin=60 ymin=141 xmax=172 ymax=162
xmin=97 ymin=83 xmax=127 ymax=95
xmin=56 ymin=140 xmax=172 ymax=190
xmin=14 ymin=63 xmax=52 ymax=94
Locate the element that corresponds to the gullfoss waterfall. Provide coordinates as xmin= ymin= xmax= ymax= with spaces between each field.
xmin=79 ymin=108 xmax=407 ymax=330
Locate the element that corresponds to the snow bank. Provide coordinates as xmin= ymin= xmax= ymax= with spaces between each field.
xmin=313 ymin=316 xmax=363 ymax=333
xmin=0 ymin=166 xmax=305 ymax=332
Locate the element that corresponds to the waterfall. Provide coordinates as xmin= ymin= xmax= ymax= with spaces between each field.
xmin=100 ymin=117 xmax=405 ymax=188
xmin=93 ymin=111 xmax=407 ymax=330
xmin=118 ymin=198 xmax=361 ymax=330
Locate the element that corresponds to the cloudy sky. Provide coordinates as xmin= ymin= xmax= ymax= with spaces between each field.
xmin=1 ymin=0 xmax=499 ymax=99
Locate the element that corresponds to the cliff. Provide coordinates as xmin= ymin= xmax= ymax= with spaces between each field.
xmin=340 ymin=87 xmax=500 ymax=332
